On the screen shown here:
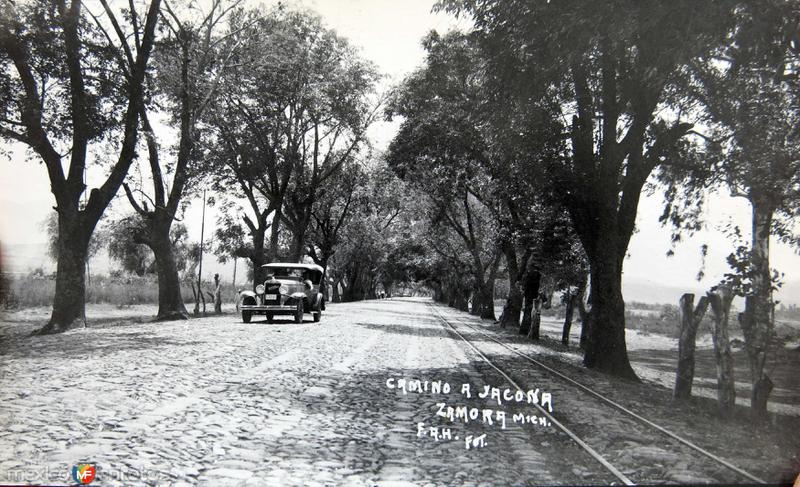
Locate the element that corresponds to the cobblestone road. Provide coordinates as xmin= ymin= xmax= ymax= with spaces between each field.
xmin=0 ymin=298 xmax=585 ymax=486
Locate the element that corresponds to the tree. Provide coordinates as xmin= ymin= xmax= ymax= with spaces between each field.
xmin=389 ymin=30 xmax=575 ymax=324
xmin=325 ymin=159 xmax=409 ymax=302
xmin=120 ymin=0 xmax=244 ymax=320
xmin=106 ymin=215 xmax=155 ymax=277
xmin=436 ymin=0 xmax=735 ymax=378
xmin=388 ymin=31 xmax=504 ymax=320
xmin=106 ymin=214 xmax=191 ymax=278
xmin=207 ymin=7 xmax=378 ymax=283
xmin=0 ymin=0 xmax=161 ymax=333
xmin=306 ymin=161 xmax=365 ymax=273
xmin=662 ymin=0 xmax=800 ymax=418
xmin=44 ymin=211 xmax=102 ymax=267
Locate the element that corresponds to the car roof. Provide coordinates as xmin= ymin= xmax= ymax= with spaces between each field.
xmin=262 ymin=262 xmax=324 ymax=273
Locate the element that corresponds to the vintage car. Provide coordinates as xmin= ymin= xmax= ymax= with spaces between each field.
xmin=239 ymin=262 xmax=325 ymax=323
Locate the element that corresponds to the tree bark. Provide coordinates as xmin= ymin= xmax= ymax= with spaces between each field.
xmin=332 ymin=277 xmax=341 ymax=302
xmin=249 ymin=223 xmax=268 ymax=289
xmin=581 ymin=250 xmax=638 ymax=379
xmin=289 ymin=222 xmax=308 ymax=263
xmin=469 ymin=285 xmax=482 ymax=316
xmin=478 ymin=280 xmax=495 ymax=320
xmin=267 ymin=206 xmax=282 ymax=263
xmin=41 ymin=218 xmax=90 ymax=333
xmin=500 ymin=281 xmax=523 ymax=329
xmin=738 ymin=199 xmax=775 ymax=420
xmin=519 ymin=268 xmax=540 ymax=336
xmin=674 ymin=293 xmax=709 ymax=399
xmin=577 ymin=273 xmax=590 ymax=349
xmin=527 ymin=297 xmax=542 ymax=340
xmin=562 ymin=288 xmax=576 ymax=345
xmin=708 ymin=286 xmax=736 ymax=418
xmin=149 ymin=221 xmax=189 ymax=321
xmin=443 ymin=276 xmax=470 ymax=312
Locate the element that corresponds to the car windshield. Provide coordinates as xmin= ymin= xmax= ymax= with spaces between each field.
xmin=265 ymin=267 xmax=321 ymax=284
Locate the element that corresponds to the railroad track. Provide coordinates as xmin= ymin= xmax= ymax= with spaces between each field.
xmin=428 ymin=303 xmax=766 ymax=485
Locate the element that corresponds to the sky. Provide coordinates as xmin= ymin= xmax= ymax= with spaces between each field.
xmin=1 ymin=0 xmax=799 ymax=303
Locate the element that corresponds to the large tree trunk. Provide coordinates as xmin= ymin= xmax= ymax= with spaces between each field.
xmin=469 ymin=284 xmax=482 ymax=316
xmin=527 ymin=297 xmax=542 ymax=340
xmin=250 ymin=226 xmax=268 ymax=289
xmin=497 ymin=243 xmax=522 ymax=327
xmin=582 ymin=251 xmax=638 ymax=380
xmin=500 ymin=281 xmax=522 ymax=329
xmin=452 ymin=283 xmax=469 ymax=312
xmin=332 ymin=277 xmax=342 ymax=302
xmin=577 ymin=273 xmax=590 ymax=349
xmin=444 ymin=276 xmax=470 ymax=312
xmin=149 ymin=221 xmax=189 ymax=321
xmin=739 ymin=199 xmax=775 ymax=420
xmin=289 ymin=224 xmax=308 ymax=263
xmin=267 ymin=207 xmax=282 ymax=263
xmin=478 ymin=280 xmax=495 ymax=320
xmin=41 ymin=216 xmax=91 ymax=334
xmin=343 ymin=264 xmax=367 ymax=301
xmin=562 ymin=288 xmax=577 ymax=346
xmin=519 ymin=268 xmax=541 ymax=336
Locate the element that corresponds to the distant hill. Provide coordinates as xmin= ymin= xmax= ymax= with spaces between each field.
xmin=622 ymin=277 xmax=705 ymax=306
xmin=622 ymin=276 xmax=800 ymax=307
xmin=3 ymin=241 xmax=799 ymax=306
xmin=1 ymin=242 xmax=55 ymax=274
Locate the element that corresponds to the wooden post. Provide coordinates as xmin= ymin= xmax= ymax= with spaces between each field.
xmin=191 ymin=280 xmax=199 ymax=316
xmin=232 ymin=257 xmax=237 ymax=300
xmin=196 ymin=189 xmax=206 ymax=316
xmin=707 ymin=286 xmax=736 ymax=417
xmin=674 ymin=293 xmax=709 ymax=399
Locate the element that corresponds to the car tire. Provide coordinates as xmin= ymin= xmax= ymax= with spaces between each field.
xmin=242 ymin=311 xmax=252 ymax=323
xmin=313 ymin=301 xmax=321 ymax=323
xmin=266 ymin=313 xmax=273 ymax=324
xmin=294 ymin=300 xmax=303 ymax=324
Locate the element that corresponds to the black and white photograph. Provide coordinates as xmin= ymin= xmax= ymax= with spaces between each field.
xmin=0 ymin=0 xmax=799 ymax=485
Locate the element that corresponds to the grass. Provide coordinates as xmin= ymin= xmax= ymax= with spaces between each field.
xmin=0 ymin=273 xmax=231 ymax=310
xmin=493 ymin=297 xmax=800 ymax=342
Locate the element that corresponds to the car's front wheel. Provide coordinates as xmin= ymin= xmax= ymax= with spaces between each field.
xmin=294 ymin=300 xmax=303 ymax=323
xmin=313 ymin=300 xmax=322 ymax=323
xmin=242 ymin=311 xmax=252 ymax=323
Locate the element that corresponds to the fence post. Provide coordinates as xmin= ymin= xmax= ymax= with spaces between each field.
xmin=674 ymin=293 xmax=709 ymax=399
xmin=707 ymin=286 xmax=736 ymax=417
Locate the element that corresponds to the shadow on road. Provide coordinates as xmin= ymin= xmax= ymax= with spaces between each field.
xmin=353 ymin=321 xmax=455 ymax=339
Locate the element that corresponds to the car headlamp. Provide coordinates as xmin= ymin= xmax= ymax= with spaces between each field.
xmin=256 ymin=284 xmax=265 ymax=294
xmin=279 ymin=284 xmax=288 ymax=295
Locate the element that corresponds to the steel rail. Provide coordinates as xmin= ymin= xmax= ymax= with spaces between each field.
xmin=430 ymin=305 xmax=635 ymax=486
xmin=441 ymin=308 xmax=766 ymax=485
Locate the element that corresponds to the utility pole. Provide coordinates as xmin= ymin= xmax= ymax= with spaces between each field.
xmin=232 ymin=257 xmax=239 ymax=311
xmin=197 ymin=189 xmax=207 ymax=315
